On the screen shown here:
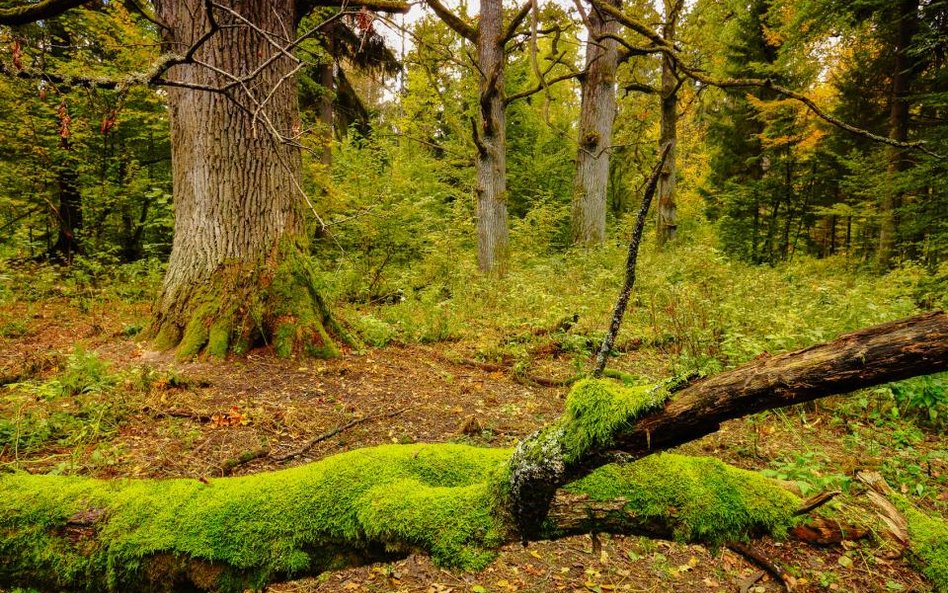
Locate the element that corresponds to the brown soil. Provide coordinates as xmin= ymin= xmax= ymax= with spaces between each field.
xmin=0 ymin=294 xmax=942 ymax=593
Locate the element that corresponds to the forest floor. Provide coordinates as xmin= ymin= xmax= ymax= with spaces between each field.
xmin=1 ymin=289 xmax=945 ymax=593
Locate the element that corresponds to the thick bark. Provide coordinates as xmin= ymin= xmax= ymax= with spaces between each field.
xmin=655 ymin=0 xmax=680 ymax=248
xmin=507 ymin=310 xmax=948 ymax=537
xmin=572 ymin=0 xmax=619 ymax=246
xmin=150 ymin=0 xmax=339 ymax=358
xmin=475 ymin=0 xmax=510 ymax=272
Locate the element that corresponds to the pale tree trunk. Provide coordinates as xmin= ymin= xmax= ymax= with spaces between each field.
xmin=655 ymin=0 xmax=681 ymax=247
xmin=318 ymin=23 xmax=336 ymax=168
xmin=475 ymin=0 xmax=510 ymax=272
xmin=878 ymin=0 xmax=918 ymax=268
xmin=572 ymin=0 xmax=619 ymax=246
xmin=152 ymin=0 xmax=339 ymax=358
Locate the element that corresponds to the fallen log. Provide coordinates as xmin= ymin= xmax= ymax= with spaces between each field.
xmin=507 ymin=310 xmax=948 ymax=537
xmin=0 ymin=311 xmax=945 ymax=593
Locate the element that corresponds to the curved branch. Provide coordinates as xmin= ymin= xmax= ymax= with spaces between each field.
xmin=425 ymin=0 xmax=477 ymax=42
xmin=502 ymin=1 xmax=532 ymax=43
xmin=0 ymin=0 xmax=86 ymax=26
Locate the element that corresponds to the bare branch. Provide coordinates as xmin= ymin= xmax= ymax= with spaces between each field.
xmin=425 ymin=0 xmax=477 ymax=42
xmin=502 ymin=1 xmax=532 ymax=43
xmin=592 ymin=142 xmax=672 ymax=377
xmin=504 ymin=70 xmax=582 ymax=105
xmin=0 ymin=0 xmax=86 ymax=26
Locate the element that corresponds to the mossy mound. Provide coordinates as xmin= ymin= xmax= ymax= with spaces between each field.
xmin=559 ymin=379 xmax=669 ymax=462
xmin=153 ymin=241 xmax=351 ymax=360
xmin=565 ymin=453 xmax=801 ymax=546
xmin=0 ymin=444 xmax=511 ymax=592
xmin=895 ymin=497 xmax=948 ymax=591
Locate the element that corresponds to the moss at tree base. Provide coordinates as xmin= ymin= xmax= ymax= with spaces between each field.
xmin=151 ymin=241 xmax=352 ymax=360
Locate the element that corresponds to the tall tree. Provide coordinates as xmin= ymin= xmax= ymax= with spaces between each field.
xmin=426 ymin=0 xmax=530 ymax=272
xmin=655 ymin=0 xmax=682 ymax=247
xmin=571 ymin=0 xmax=620 ymax=245
xmin=878 ymin=0 xmax=920 ymax=268
xmin=0 ymin=0 xmax=406 ymax=357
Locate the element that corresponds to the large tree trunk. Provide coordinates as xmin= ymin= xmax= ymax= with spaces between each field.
xmin=655 ymin=0 xmax=680 ymax=247
xmin=475 ymin=0 xmax=509 ymax=272
xmin=2 ymin=312 xmax=946 ymax=593
xmin=150 ymin=0 xmax=340 ymax=358
xmin=571 ymin=0 xmax=619 ymax=245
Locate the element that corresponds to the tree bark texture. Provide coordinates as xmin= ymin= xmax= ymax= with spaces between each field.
xmin=150 ymin=0 xmax=338 ymax=358
xmin=655 ymin=0 xmax=680 ymax=247
xmin=475 ymin=0 xmax=510 ymax=272
xmin=572 ymin=0 xmax=619 ymax=245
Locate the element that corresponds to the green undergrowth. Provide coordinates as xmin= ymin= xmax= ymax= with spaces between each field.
xmin=894 ymin=496 xmax=948 ymax=591
xmin=329 ymin=228 xmax=935 ymax=377
xmin=1 ymin=349 xmax=124 ymax=458
xmin=565 ymin=453 xmax=801 ymax=547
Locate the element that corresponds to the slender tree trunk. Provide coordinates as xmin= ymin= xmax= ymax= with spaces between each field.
xmin=475 ymin=0 xmax=509 ymax=272
xmin=878 ymin=0 xmax=918 ymax=268
xmin=571 ymin=0 xmax=619 ymax=245
xmin=151 ymin=0 xmax=339 ymax=358
xmin=318 ymin=24 xmax=336 ymax=168
xmin=51 ymin=161 xmax=82 ymax=264
xmin=655 ymin=0 xmax=680 ymax=247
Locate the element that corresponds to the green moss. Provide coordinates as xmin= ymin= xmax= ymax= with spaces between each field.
xmin=894 ymin=497 xmax=948 ymax=591
xmin=559 ymin=379 xmax=668 ymax=462
xmin=206 ymin=321 xmax=231 ymax=359
xmin=177 ymin=300 xmax=219 ymax=360
xmin=153 ymin=321 xmax=182 ymax=352
xmin=566 ymin=453 xmax=801 ymax=547
xmin=0 ymin=444 xmax=512 ymax=592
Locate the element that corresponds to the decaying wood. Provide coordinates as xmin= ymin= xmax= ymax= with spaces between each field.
xmin=858 ymin=470 xmax=911 ymax=547
xmin=1 ymin=313 xmax=946 ymax=593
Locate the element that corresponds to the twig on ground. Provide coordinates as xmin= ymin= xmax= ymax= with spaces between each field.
xmin=794 ymin=490 xmax=841 ymax=516
xmin=739 ymin=570 xmax=765 ymax=593
xmin=728 ymin=541 xmax=796 ymax=591
xmin=273 ymin=408 xmax=408 ymax=463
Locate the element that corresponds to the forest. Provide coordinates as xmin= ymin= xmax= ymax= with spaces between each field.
xmin=0 ymin=0 xmax=947 ymax=591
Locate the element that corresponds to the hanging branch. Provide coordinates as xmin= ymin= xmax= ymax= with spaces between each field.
xmin=591 ymin=142 xmax=672 ymax=377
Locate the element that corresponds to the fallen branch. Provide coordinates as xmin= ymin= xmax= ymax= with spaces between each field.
xmin=272 ymin=408 xmax=407 ymax=462
xmin=1 ymin=313 xmax=946 ymax=592
xmin=728 ymin=541 xmax=796 ymax=591
xmin=507 ymin=310 xmax=948 ymax=537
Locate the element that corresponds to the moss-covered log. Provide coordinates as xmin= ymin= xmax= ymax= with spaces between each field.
xmin=2 ymin=311 xmax=946 ymax=592
xmin=0 ymin=446 xmax=800 ymax=593
xmin=507 ymin=311 xmax=948 ymax=537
